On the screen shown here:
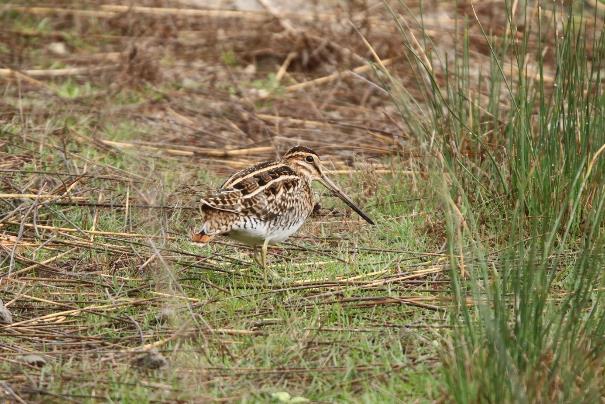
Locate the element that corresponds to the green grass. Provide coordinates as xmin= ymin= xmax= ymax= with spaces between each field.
xmin=381 ymin=1 xmax=605 ymax=402
xmin=1 ymin=115 xmax=442 ymax=401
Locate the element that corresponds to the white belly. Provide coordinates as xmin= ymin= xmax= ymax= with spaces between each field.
xmin=227 ymin=217 xmax=306 ymax=246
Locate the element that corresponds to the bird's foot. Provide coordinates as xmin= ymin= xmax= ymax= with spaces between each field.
xmin=253 ymin=251 xmax=263 ymax=267
xmin=191 ymin=232 xmax=214 ymax=244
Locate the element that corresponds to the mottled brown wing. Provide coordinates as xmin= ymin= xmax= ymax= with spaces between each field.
xmin=246 ymin=175 xmax=307 ymax=220
xmin=201 ymin=173 xmax=274 ymax=214
xmin=223 ymin=174 xmax=275 ymax=218
xmin=220 ymin=161 xmax=279 ymax=189
xmin=205 ymin=162 xmax=305 ymax=219
xmin=200 ymin=189 xmax=243 ymax=213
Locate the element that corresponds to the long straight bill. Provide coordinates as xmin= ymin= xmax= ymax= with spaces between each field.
xmin=319 ymin=176 xmax=375 ymax=225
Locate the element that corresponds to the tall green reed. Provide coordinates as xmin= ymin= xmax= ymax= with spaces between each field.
xmin=383 ymin=2 xmax=605 ymax=401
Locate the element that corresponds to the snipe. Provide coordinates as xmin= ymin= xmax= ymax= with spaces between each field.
xmin=192 ymin=146 xmax=374 ymax=268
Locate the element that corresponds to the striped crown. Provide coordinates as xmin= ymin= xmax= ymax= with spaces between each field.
xmin=283 ymin=146 xmax=319 ymax=158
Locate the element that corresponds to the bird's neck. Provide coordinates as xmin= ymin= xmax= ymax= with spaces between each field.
xmin=283 ymin=160 xmax=315 ymax=181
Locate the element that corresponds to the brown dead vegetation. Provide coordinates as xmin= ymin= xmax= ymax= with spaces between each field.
xmin=2 ymin=0 xmax=602 ymax=401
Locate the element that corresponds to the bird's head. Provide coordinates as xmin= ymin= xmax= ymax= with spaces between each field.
xmin=282 ymin=146 xmax=374 ymax=225
xmin=282 ymin=145 xmax=323 ymax=180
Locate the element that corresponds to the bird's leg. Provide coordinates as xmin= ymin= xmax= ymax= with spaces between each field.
xmin=261 ymin=240 xmax=285 ymax=283
xmin=253 ymin=245 xmax=261 ymax=266
xmin=258 ymin=239 xmax=270 ymax=284
xmin=260 ymin=239 xmax=269 ymax=269
xmin=252 ymin=240 xmax=279 ymax=284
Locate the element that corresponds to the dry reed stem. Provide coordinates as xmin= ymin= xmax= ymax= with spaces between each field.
xmin=0 ymin=66 xmax=117 ymax=78
xmin=306 ymin=266 xmax=445 ymax=300
xmin=2 ymin=222 xmax=175 ymax=239
xmin=4 ymin=248 xmax=77 ymax=278
xmin=0 ymin=194 xmax=88 ymax=200
xmin=1 ymin=5 xmax=116 ymax=18
xmin=100 ymin=4 xmax=268 ymax=20
xmin=100 ymin=140 xmax=274 ymax=157
xmin=3 ymin=298 xmax=157 ymax=328
xmin=255 ymin=57 xmax=398 ymax=100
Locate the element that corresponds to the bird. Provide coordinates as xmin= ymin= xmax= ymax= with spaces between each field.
xmin=192 ymin=146 xmax=374 ymax=268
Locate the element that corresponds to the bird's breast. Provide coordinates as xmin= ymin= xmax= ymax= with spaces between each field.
xmin=227 ymin=204 xmax=312 ymax=245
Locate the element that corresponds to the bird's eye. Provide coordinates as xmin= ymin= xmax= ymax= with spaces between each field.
xmin=305 ymin=156 xmax=314 ymax=163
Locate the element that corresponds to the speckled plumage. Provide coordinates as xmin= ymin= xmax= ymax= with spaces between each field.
xmin=193 ymin=146 xmax=374 ymax=267
xmin=197 ymin=162 xmax=314 ymax=244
